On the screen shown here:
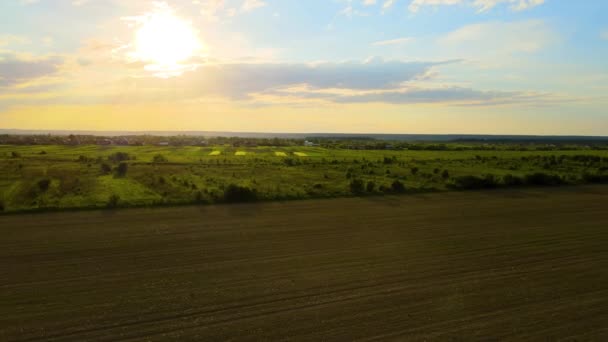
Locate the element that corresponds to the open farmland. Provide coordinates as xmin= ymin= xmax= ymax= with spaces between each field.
xmin=1 ymin=186 xmax=608 ymax=340
xmin=1 ymin=144 xmax=608 ymax=213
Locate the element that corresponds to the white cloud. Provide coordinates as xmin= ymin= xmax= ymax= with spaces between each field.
xmin=473 ymin=0 xmax=545 ymax=12
xmin=409 ymin=0 xmax=463 ymax=13
xmin=241 ymin=0 xmax=267 ymax=12
xmin=71 ymin=0 xmax=91 ymax=6
xmin=439 ymin=20 xmax=557 ymax=56
xmin=406 ymin=0 xmax=545 ymax=13
xmin=363 ymin=0 xmax=377 ymax=5
xmin=382 ymin=0 xmax=396 ymax=10
xmin=372 ymin=37 xmax=415 ymax=46
xmin=0 ymin=35 xmax=29 ymax=47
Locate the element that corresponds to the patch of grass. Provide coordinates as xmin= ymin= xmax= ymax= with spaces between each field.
xmin=1 ymin=144 xmax=608 ymax=212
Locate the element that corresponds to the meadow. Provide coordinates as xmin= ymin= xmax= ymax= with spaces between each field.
xmin=2 ymin=187 xmax=607 ymax=340
xmin=1 ymin=144 xmax=608 ymax=213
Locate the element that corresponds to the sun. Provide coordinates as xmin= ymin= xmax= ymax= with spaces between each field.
xmin=129 ymin=4 xmax=203 ymax=77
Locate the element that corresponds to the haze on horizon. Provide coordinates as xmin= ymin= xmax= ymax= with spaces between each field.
xmin=1 ymin=0 xmax=607 ymax=135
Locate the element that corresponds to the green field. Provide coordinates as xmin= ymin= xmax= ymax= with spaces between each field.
xmin=1 ymin=187 xmax=607 ymax=340
xmin=1 ymin=144 xmax=608 ymax=213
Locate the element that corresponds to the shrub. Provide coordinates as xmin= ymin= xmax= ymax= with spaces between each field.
xmin=153 ymin=154 xmax=168 ymax=163
xmin=366 ymin=181 xmax=376 ymax=193
xmin=383 ymin=157 xmax=396 ymax=165
xmin=441 ymin=170 xmax=450 ymax=179
xmin=108 ymin=152 xmax=131 ymax=163
xmin=0 ymin=200 xmax=4 ymax=212
xmin=115 ymin=162 xmax=128 ymax=177
xmin=37 ymin=178 xmax=51 ymax=192
xmin=453 ymin=175 xmax=499 ymax=190
xmin=502 ymin=174 xmax=524 ymax=186
xmin=582 ymin=173 xmax=608 ymax=184
xmin=410 ymin=167 xmax=419 ymax=175
xmin=223 ymin=184 xmax=257 ymax=203
xmin=194 ymin=191 xmax=204 ymax=203
xmin=100 ymin=163 xmax=112 ymax=174
xmin=349 ymin=179 xmax=365 ymax=194
xmin=391 ymin=180 xmax=406 ymax=193
xmin=524 ymin=173 xmax=564 ymax=186
xmin=39 ymin=150 xmax=47 ymax=155
xmin=107 ymin=194 xmax=120 ymax=208
xmin=11 ymin=151 xmax=21 ymax=158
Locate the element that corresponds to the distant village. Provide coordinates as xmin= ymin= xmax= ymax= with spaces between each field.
xmin=1 ymin=134 xmax=605 ymax=151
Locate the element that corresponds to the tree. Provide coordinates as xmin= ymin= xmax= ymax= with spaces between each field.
xmin=410 ymin=167 xmax=419 ymax=175
xmin=108 ymin=152 xmax=131 ymax=163
xmin=116 ymin=162 xmax=128 ymax=177
xmin=441 ymin=170 xmax=450 ymax=179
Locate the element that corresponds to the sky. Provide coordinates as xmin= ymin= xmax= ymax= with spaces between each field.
xmin=0 ymin=0 xmax=607 ymax=135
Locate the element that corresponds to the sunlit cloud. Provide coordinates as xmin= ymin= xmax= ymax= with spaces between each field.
xmin=241 ymin=0 xmax=267 ymax=12
xmin=406 ymin=0 xmax=545 ymax=13
xmin=372 ymin=37 xmax=415 ymax=46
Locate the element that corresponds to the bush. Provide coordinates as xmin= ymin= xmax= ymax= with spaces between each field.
xmin=524 ymin=173 xmax=564 ymax=186
xmin=223 ymin=184 xmax=257 ymax=203
xmin=115 ymin=162 xmax=128 ymax=177
xmin=349 ymin=179 xmax=365 ymax=194
xmin=11 ymin=151 xmax=21 ymax=158
xmin=37 ymin=178 xmax=51 ymax=192
xmin=453 ymin=175 xmax=499 ymax=190
xmin=441 ymin=170 xmax=450 ymax=179
xmin=582 ymin=173 xmax=608 ymax=184
xmin=410 ymin=167 xmax=419 ymax=175
xmin=391 ymin=180 xmax=406 ymax=193
xmin=502 ymin=174 xmax=524 ymax=186
xmin=153 ymin=154 xmax=168 ymax=163
xmin=108 ymin=152 xmax=131 ymax=163
xmin=107 ymin=194 xmax=120 ymax=208
xmin=366 ymin=181 xmax=376 ymax=193
xmin=0 ymin=200 xmax=4 ymax=212
xmin=194 ymin=191 xmax=204 ymax=203
xmin=100 ymin=163 xmax=112 ymax=174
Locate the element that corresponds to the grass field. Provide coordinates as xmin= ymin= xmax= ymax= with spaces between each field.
xmin=1 ymin=186 xmax=607 ymax=340
xmin=1 ymin=144 xmax=608 ymax=213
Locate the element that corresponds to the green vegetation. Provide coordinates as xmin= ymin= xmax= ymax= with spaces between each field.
xmin=2 ymin=188 xmax=608 ymax=340
xmin=1 ymin=143 xmax=608 ymax=213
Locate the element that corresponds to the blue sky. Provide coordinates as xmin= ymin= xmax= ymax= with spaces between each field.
xmin=1 ymin=0 xmax=607 ymax=134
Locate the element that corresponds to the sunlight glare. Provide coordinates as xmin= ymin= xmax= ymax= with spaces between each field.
xmin=129 ymin=4 xmax=203 ymax=77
